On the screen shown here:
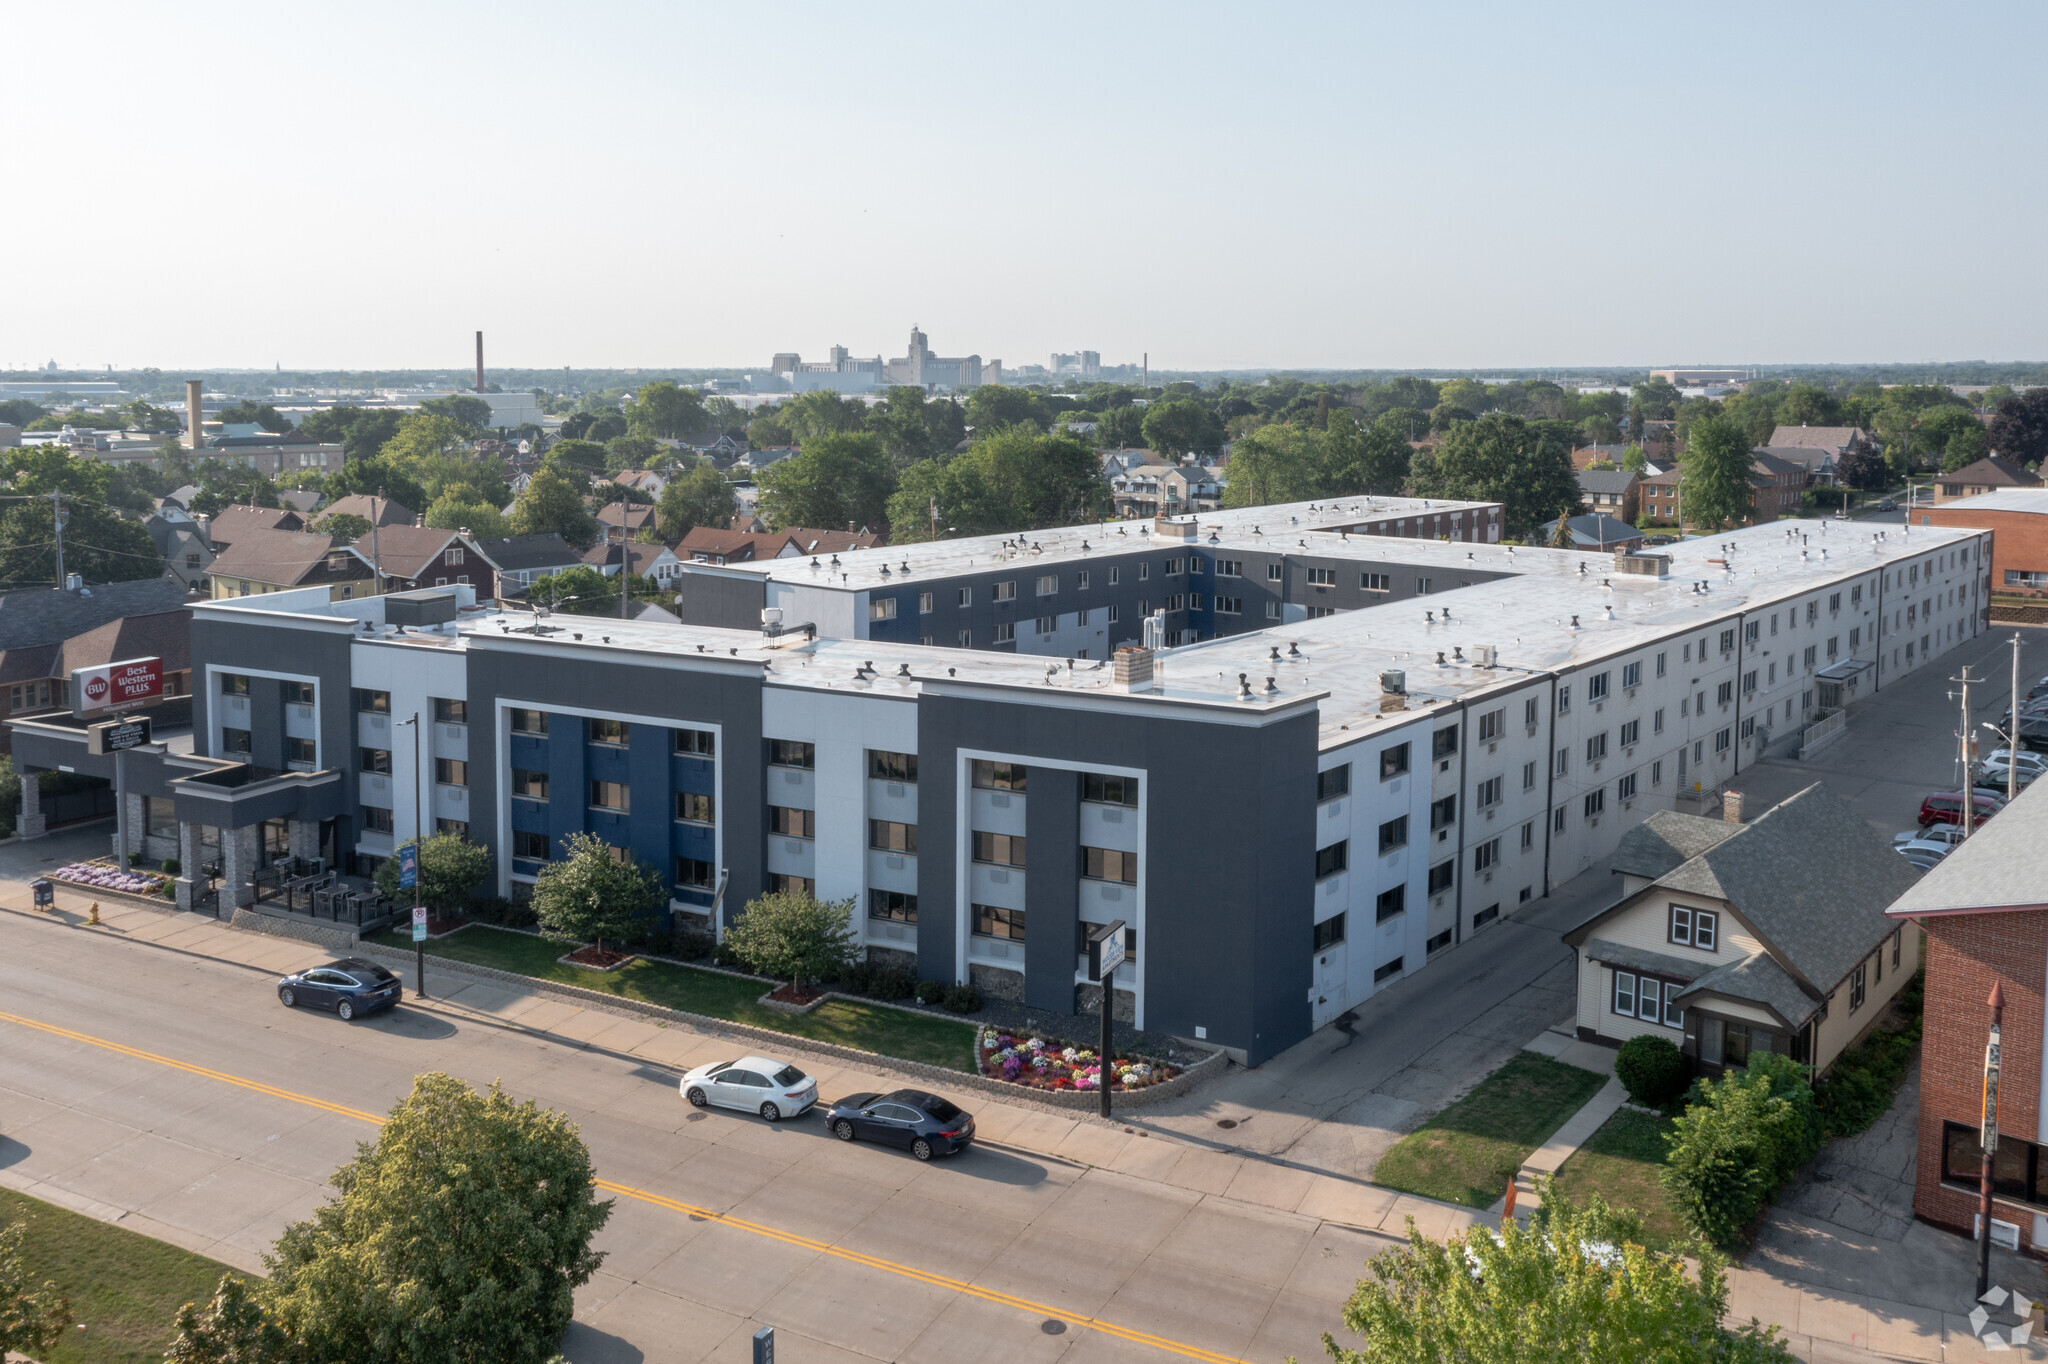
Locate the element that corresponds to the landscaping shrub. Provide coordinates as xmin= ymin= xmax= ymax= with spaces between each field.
xmin=160 ymin=857 xmax=181 ymax=875
xmin=868 ymin=966 xmax=915 ymax=1001
xmin=1817 ymin=971 xmax=1924 ymax=1138
xmin=837 ymin=959 xmax=874 ymax=996
xmin=942 ymin=983 xmax=983 ymax=1014
xmin=713 ymin=937 xmax=756 ymax=972
xmin=1615 ymin=1034 xmax=1689 ymax=1108
xmin=915 ymin=979 xmax=947 ymax=1007
xmin=1662 ymin=1053 xmax=1822 ymax=1246
xmin=465 ymin=895 xmax=536 ymax=929
xmin=128 ymin=850 xmax=146 ymax=866
xmin=670 ymin=923 xmax=716 ymax=962
xmin=635 ymin=926 xmax=676 ymax=958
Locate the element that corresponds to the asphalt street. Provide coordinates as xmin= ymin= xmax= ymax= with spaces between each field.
xmin=0 ymin=902 xmax=1402 ymax=1364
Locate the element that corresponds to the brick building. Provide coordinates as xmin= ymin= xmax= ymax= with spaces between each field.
xmin=1888 ymin=777 xmax=2048 ymax=1252
xmin=1919 ymin=489 xmax=2048 ymax=596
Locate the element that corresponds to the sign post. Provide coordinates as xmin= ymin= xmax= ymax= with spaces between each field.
xmin=411 ymin=905 xmax=427 ymax=942
xmin=73 ymin=657 xmax=162 ymax=872
xmin=1980 ymin=981 xmax=2006 ymax=1298
xmin=1088 ymin=920 xmax=1127 ymax=1120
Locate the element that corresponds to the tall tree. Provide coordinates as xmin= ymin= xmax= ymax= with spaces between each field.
xmin=1408 ymin=413 xmax=1580 ymax=536
xmin=373 ymin=832 xmax=492 ymax=914
xmin=1989 ymin=389 xmax=2048 ymax=465
xmin=302 ymin=406 xmax=405 ymax=461
xmin=963 ymin=385 xmax=1049 ymax=434
xmin=758 ymin=432 xmax=894 ymax=532
xmin=778 ymin=390 xmax=867 ymax=444
xmin=378 ymin=412 xmax=467 ymax=466
xmin=1680 ymin=413 xmax=1757 ymax=530
xmin=627 ymin=380 xmax=709 ymax=440
xmin=722 ymin=888 xmax=860 ymax=995
xmin=531 ymin=832 xmax=663 ymax=954
xmin=1096 ymin=405 xmax=1148 ymax=449
xmin=1835 ymin=435 xmax=1889 ymax=492
xmin=882 ymin=430 xmax=1108 ymax=540
xmin=1221 ymin=423 xmax=1323 ymax=507
xmin=323 ymin=457 xmax=426 ymax=516
xmin=214 ymin=401 xmax=293 ymax=433
xmin=1323 ymin=414 xmax=1410 ymax=495
xmin=656 ymin=464 xmax=737 ymax=540
xmin=418 ymin=395 xmax=493 ymax=432
xmin=265 ymin=1072 xmax=611 ymax=1364
xmin=1140 ymin=399 xmax=1224 ymax=459
xmin=508 ymin=467 xmax=598 ymax=547
xmin=0 ymin=446 xmax=163 ymax=586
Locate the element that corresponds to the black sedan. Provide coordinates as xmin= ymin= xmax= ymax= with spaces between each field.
xmin=277 ymin=958 xmax=403 ymax=1021
xmin=823 ymin=1089 xmax=974 ymax=1160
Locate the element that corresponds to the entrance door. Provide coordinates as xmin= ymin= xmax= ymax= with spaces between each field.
xmin=1312 ymin=943 xmax=1348 ymax=1028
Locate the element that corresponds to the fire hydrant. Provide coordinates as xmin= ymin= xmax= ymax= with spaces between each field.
xmin=88 ymin=902 xmax=100 ymax=926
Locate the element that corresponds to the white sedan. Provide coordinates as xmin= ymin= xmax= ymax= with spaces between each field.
xmin=1894 ymin=826 xmax=1967 ymax=850
xmin=680 ymin=1056 xmax=818 ymax=1121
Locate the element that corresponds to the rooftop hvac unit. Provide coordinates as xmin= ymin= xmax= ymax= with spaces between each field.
xmin=1473 ymin=645 xmax=1498 ymax=668
xmin=1380 ymin=669 xmax=1406 ymax=695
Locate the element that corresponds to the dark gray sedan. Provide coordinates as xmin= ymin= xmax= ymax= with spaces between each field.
xmin=277 ymin=958 xmax=403 ymax=1021
xmin=823 ymin=1088 xmax=974 ymax=1160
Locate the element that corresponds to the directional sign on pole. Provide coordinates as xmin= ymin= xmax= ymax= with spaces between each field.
xmin=398 ymin=844 xmax=418 ymax=890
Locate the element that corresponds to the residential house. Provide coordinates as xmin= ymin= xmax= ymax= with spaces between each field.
xmin=1919 ymin=489 xmax=2048 ymax=595
xmin=202 ymin=504 xmax=305 ymax=551
xmin=1750 ymin=451 xmax=1811 ymax=518
xmin=733 ymin=445 xmax=799 ymax=473
xmin=352 ymin=525 xmax=488 ymax=594
xmin=1886 ymin=775 xmax=2048 ymax=1252
xmin=1768 ymin=425 xmax=1873 ymax=460
xmin=1572 ymin=444 xmax=1634 ymax=471
xmin=1158 ymin=465 xmax=1224 ymax=513
xmin=145 ymin=513 xmax=214 ymax=592
xmin=1538 ymin=512 xmax=1644 ymax=551
xmin=608 ymin=469 xmax=669 ymax=500
xmin=595 ymin=501 xmax=658 ymax=535
xmin=158 ymin=486 xmax=202 ymax=517
xmin=1755 ymin=445 xmax=1840 ymax=488
xmin=471 ymin=534 xmax=585 ymax=598
xmin=1577 ymin=469 xmax=1641 ymax=522
xmin=1932 ymin=455 xmax=2042 ymax=505
xmin=319 ymin=494 xmax=417 ymax=528
xmin=675 ymin=526 xmax=883 ymax=565
xmin=1565 ymin=784 xmax=1921 ymax=1074
xmin=583 ymin=538 xmax=684 ymax=587
xmin=0 ymin=607 xmax=193 ymax=756
xmin=278 ymin=488 xmax=321 ymax=516
xmin=691 ymin=434 xmax=746 ymax=466
xmin=206 ymin=530 xmax=377 ymax=600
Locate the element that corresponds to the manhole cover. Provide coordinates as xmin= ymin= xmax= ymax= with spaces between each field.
xmin=685 ymin=1112 xmax=707 ymax=1122
xmin=1216 ymin=1118 xmax=1238 ymax=1129
xmin=1040 ymin=1319 xmax=1067 ymax=1336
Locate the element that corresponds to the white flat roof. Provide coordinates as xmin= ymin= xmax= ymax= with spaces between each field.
xmin=1928 ymin=489 xmax=2048 ymax=514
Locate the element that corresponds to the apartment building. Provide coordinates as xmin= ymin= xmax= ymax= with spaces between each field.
xmin=6 ymin=514 xmax=1991 ymax=1067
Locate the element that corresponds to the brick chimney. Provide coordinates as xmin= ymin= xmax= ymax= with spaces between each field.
xmin=1112 ymin=646 xmax=1155 ymax=693
xmin=1723 ymin=790 xmax=1745 ymax=823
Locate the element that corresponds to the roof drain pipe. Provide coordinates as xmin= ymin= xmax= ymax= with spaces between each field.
xmin=760 ymin=606 xmax=817 ymax=645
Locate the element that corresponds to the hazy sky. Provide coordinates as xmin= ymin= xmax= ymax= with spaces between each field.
xmin=8 ymin=2 xmax=2043 ymax=372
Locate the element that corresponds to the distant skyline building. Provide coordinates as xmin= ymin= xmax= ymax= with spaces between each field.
xmin=769 ymin=326 xmax=997 ymax=394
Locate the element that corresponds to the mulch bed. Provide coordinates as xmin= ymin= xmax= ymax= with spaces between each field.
xmin=766 ymin=982 xmax=828 ymax=1006
xmin=561 ymin=944 xmax=635 ymax=970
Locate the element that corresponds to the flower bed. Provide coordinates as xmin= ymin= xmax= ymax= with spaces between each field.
xmin=977 ymin=1025 xmax=1179 ymax=1092
xmin=51 ymin=861 xmax=173 ymax=898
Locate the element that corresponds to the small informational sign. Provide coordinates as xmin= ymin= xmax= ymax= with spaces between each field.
xmin=412 ymin=921 xmax=428 ymax=942
xmin=71 ymin=657 xmax=162 ymax=716
xmin=1088 ymin=919 xmax=1127 ymax=980
xmin=399 ymin=844 xmax=418 ymax=890
xmin=752 ymin=1326 xmax=774 ymax=1364
xmin=31 ymin=878 xmax=54 ymax=908
xmin=87 ymin=716 xmax=152 ymax=755
xmin=412 ymin=906 xmax=428 ymax=927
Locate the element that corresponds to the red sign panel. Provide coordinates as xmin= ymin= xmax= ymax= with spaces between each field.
xmin=72 ymin=657 xmax=163 ymax=715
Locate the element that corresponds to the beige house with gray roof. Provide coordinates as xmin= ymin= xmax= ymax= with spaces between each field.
xmin=1564 ymin=785 xmax=1921 ymax=1074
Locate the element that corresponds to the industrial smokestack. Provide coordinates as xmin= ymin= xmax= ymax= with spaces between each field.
xmin=185 ymin=379 xmax=203 ymax=450
xmin=475 ymin=331 xmax=484 ymax=393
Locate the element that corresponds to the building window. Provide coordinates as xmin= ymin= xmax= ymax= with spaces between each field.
xmin=993 ymin=622 xmax=1016 ymax=644
xmin=432 ymin=697 xmax=466 ymax=724
xmin=1433 ymin=726 xmax=1458 ymax=760
xmin=1477 ymin=775 xmax=1502 ymax=808
xmin=674 ymin=727 xmax=715 ymax=757
xmin=1380 ymin=743 xmax=1410 ymax=780
xmin=1850 ymin=962 xmax=1866 ymax=1012
xmin=1377 ymin=816 xmax=1407 ymax=854
xmin=919 ymin=591 xmax=933 ymax=614
xmin=1617 ymin=772 xmax=1637 ymax=801
xmin=284 ymin=737 xmax=316 ymax=767
xmin=1622 ymin=661 xmax=1641 ymax=689
xmin=768 ymin=874 xmax=815 ymax=897
xmin=971 ymin=831 xmax=1026 ymax=866
xmin=513 ymin=830 xmax=551 ymax=861
xmin=1078 ymin=570 xmax=1090 ymax=589
xmin=1375 ymin=885 xmax=1405 ymax=922
xmin=1669 ymin=906 xmax=1718 ymax=949
xmin=1427 ymin=860 xmax=1454 ymax=895
xmin=1313 ymin=914 xmax=1346 ymax=951
xmin=1582 ymin=790 xmax=1604 ymax=818
xmin=1362 ymin=572 xmax=1390 ymax=592
xmin=676 ymin=856 xmax=714 ymax=889
xmin=360 ymin=747 xmax=392 ymax=774
xmin=434 ymin=758 xmax=468 ymax=787
xmin=956 ymin=586 xmax=972 ymax=607
xmin=220 ymin=672 xmax=251 ymax=696
xmin=1035 ymin=574 xmax=1058 ymax=596
xmin=1557 ymin=685 xmax=1571 ymax=715
xmin=676 ymin=792 xmax=714 ymax=823
xmin=1083 ymin=772 xmax=1139 ymax=805
xmin=992 ymin=581 xmax=1016 ymax=602
xmin=511 ymin=768 xmax=549 ymax=799
xmin=870 ymin=598 xmax=898 ymax=621
xmin=588 ymin=717 xmax=628 ymax=746
xmin=1374 ymin=957 xmax=1404 ymax=984
xmin=1430 ymin=794 xmax=1457 ymax=831
xmin=509 ymin=708 xmax=547 ymax=735
xmin=1473 ymin=837 xmax=1500 ymax=872
xmin=589 ymin=780 xmax=630 ymax=812
xmin=1307 ymin=567 xmax=1335 ymax=586
xmin=1586 ymin=732 xmax=1608 ymax=762
xmin=1715 ymin=728 xmax=1731 ymax=754
xmin=436 ymin=817 xmax=469 ymax=837
xmin=870 ymin=819 xmax=918 ymax=853
xmin=971 ymin=759 xmax=1027 ymax=791
xmin=363 ymin=805 xmax=395 ymax=834
xmin=869 ymin=750 xmax=918 ymax=783
xmin=973 ymin=904 xmax=1025 ymax=940
xmin=1315 ymin=841 xmax=1348 ymax=879
xmin=769 ymin=739 xmax=815 ymax=769
xmin=1587 ymin=672 xmax=1610 ymax=702
xmin=355 ymin=687 xmax=389 ymax=713
xmin=870 ymin=889 xmax=917 ymax=924
xmin=1083 ymin=846 xmax=1138 ymax=883
xmin=1620 ymin=719 xmax=1639 ymax=748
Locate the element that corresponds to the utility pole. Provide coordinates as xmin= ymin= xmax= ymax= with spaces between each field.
xmin=48 ymin=491 xmax=67 ymax=586
xmin=2010 ymin=633 xmax=2024 ymax=804
xmin=1954 ymin=666 xmax=1976 ymax=838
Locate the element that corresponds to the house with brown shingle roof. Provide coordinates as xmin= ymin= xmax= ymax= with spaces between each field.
xmin=201 ymin=504 xmax=304 ymax=550
xmin=319 ymin=494 xmax=417 ymax=528
xmin=351 ymin=525 xmax=489 ymax=593
xmin=595 ymin=501 xmax=658 ymax=534
xmin=1932 ymin=455 xmax=2042 ymax=504
xmin=206 ymin=530 xmax=376 ymax=601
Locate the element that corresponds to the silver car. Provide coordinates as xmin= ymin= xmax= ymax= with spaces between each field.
xmin=680 ymin=1055 xmax=818 ymax=1121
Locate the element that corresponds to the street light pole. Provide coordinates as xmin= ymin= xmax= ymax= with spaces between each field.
xmin=1954 ymin=668 xmax=1976 ymax=839
xmin=1979 ymin=981 xmax=2005 ymax=1299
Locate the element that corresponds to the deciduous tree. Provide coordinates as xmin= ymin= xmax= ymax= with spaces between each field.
xmin=165 ymin=1275 xmax=290 ymax=1363
xmin=1140 ymin=399 xmax=1223 ymax=458
xmin=722 ymin=888 xmax=859 ymax=993
xmin=758 ymin=432 xmax=893 ymax=532
xmin=656 ymin=464 xmax=737 ymax=540
xmin=0 ymin=1218 xmax=72 ymax=1358
xmin=372 ymin=832 xmax=493 ymax=915
xmin=0 ymin=446 xmax=162 ymax=585
xmin=1678 ymin=413 xmax=1756 ymax=530
xmin=626 ymin=380 xmax=709 ymax=440
xmin=1989 ymin=388 xmax=2048 ymax=466
xmin=531 ymin=832 xmax=662 ymax=954
xmin=265 ymin=1072 xmax=611 ymax=1364
xmin=509 ymin=467 xmax=598 ymax=547
xmin=1408 ymin=413 xmax=1580 ymax=536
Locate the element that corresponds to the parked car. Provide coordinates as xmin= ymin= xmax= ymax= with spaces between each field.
xmin=1897 ymin=847 xmax=1946 ymax=872
xmin=1977 ymin=750 xmax=2048 ymax=790
xmin=276 ymin=958 xmax=402 ymax=1020
xmin=1919 ymin=790 xmax=2004 ymax=827
xmin=679 ymin=1056 xmax=818 ymax=1121
xmin=1894 ymin=836 xmax=1957 ymax=864
xmin=1894 ymin=826 xmax=1967 ymax=849
xmin=823 ymin=1088 xmax=975 ymax=1160
xmin=1875 ymin=498 xmax=1897 ymax=511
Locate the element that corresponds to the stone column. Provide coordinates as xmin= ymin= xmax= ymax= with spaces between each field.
xmin=287 ymin=818 xmax=320 ymax=866
xmin=115 ymin=791 xmax=146 ymax=864
xmin=174 ymin=821 xmax=200 ymax=911
xmin=220 ymin=825 xmax=259 ymax=909
xmin=16 ymin=770 xmax=45 ymax=840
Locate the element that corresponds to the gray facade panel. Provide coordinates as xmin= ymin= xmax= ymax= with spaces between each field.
xmin=670 ymin=570 xmax=768 ymax=630
xmin=1023 ymin=773 xmax=1081 ymax=1014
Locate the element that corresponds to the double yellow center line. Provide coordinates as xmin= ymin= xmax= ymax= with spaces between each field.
xmin=0 ymin=1008 xmax=1255 ymax=1364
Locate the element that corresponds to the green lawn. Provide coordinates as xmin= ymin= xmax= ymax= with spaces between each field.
xmin=0 ymin=1187 xmax=242 ymax=1364
xmin=1551 ymin=1108 xmax=1688 ymax=1251
xmin=1373 ymin=1054 xmax=1609 ymax=1209
xmin=367 ymin=926 xmax=977 ymax=1071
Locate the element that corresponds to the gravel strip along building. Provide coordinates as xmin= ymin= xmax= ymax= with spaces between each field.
xmin=8 ymin=500 xmax=1992 ymax=1065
